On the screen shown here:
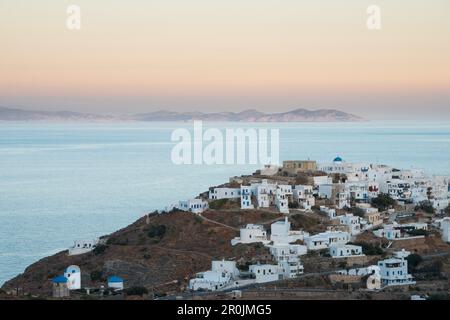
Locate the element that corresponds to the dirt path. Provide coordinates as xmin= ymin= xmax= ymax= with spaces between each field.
xmin=196 ymin=213 xmax=240 ymax=231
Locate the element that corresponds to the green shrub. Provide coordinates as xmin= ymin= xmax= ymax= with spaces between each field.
xmin=93 ymin=244 xmax=107 ymax=255
xmin=107 ymin=237 xmax=129 ymax=246
xmin=351 ymin=207 xmax=366 ymax=218
xmin=147 ymin=224 xmax=167 ymax=238
xmin=415 ymin=201 xmax=435 ymax=214
xmin=288 ymin=202 xmax=299 ymax=209
xmin=90 ymin=270 xmax=104 ymax=282
xmin=371 ymin=194 xmax=396 ymax=211
xmin=406 ymin=254 xmax=423 ymax=272
xmin=124 ymin=286 xmax=148 ymax=296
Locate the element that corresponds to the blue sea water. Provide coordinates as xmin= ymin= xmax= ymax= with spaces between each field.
xmin=1 ymin=120 xmax=450 ymax=285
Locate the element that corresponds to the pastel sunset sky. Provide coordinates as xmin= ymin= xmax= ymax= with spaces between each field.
xmin=1 ymin=0 xmax=449 ymax=119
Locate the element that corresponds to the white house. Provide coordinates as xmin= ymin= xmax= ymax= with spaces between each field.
xmin=304 ymin=231 xmax=350 ymax=250
xmin=188 ymin=260 xmax=239 ymax=291
xmin=320 ymin=156 xmax=347 ymax=174
xmin=178 ymin=198 xmax=208 ymax=214
xmin=189 ymin=270 xmax=232 ymax=291
xmin=314 ymin=175 xmax=332 ymax=186
xmin=68 ymin=239 xmax=99 ymax=256
xmin=268 ymin=243 xmax=307 ymax=261
xmin=336 ymin=214 xmax=363 ymax=236
xmin=275 ymin=185 xmax=291 ymax=214
xmin=211 ymin=260 xmax=240 ymax=278
xmin=336 ymin=190 xmax=351 ymax=209
xmin=367 ymin=182 xmax=380 ymax=199
xmin=231 ymin=224 xmax=269 ymax=246
xmin=380 ymin=179 xmax=412 ymax=202
xmin=270 ymin=217 xmax=309 ymax=244
xmin=345 ymin=182 xmax=370 ymax=203
xmin=329 ymin=244 xmax=363 ymax=258
xmin=108 ymin=276 xmax=124 ymax=290
xmin=209 ymin=187 xmax=241 ymax=200
xmin=293 ymin=185 xmax=315 ymax=210
xmin=240 ymin=185 xmax=254 ymax=209
xmin=441 ymin=218 xmax=450 ymax=243
xmin=278 ymin=256 xmax=304 ymax=279
xmin=64 ymin=265 xmax=81 ymax=290
xmin=255 ymin=180 xmax=276 ymax=208
xmin=366 ymin=274 xmax=382 ymax=290
xmin=378 ymin=254 xmax=415 ymax=287
xmin=249 ymin=264 xmax=282 ymax=283
xmin=318 ymin=184 xmax=333 ymax=199
xmin=320 ymin=206 xmax=336 ymax=219
xmin=373 ymin=225 xmax=402 ymax=240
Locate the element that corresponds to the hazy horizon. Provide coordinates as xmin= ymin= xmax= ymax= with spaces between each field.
xmin=1 ymin=0 xmax=449 ymax=120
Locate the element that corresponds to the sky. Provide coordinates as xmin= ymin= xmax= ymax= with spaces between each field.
xmin=0 ymin=0 xmax=449 ymax=119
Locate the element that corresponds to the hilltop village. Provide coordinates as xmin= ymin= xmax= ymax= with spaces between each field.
xmin=2 ymin=157 xmax=450 ymax=300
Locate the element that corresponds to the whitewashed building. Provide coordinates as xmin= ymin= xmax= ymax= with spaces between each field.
xmin=64 ymin=265 xmax=81 ymax=290
xmin=68 ymin=239 xmax=99 ymax=256
xmin=318 ymin=184 xmax=333 ymax=199
xmin=380 ymin=179 xmax=412 ymax=202
xmin=178 ymin=198 xmax=209 ymax=214
xmin=378 ymin=253 xmax=415 ymax=287
xmin=441 ymin=218 xmax=450 ymax=243
xmin=108 ymin=276 xmax=124 ymax=290
xmin=249 ymin=264 xmax=282 ymax=283
xmin=367 ymin=182 xmax=380 ymax=199
xmin=373 ymin=225 xmax=401 ymax=240
xmin=304 ymin=231 xmax=350 ymax=250
xmin=345 ymin=182 xmax=370 ymax=203
xmin=314 ymin=175 xmax=332 ymax=186
xmin=320 ymin=206 xmax=336 ymax=219
xmin=231 ymin=224 xmax=269 ymax=246
xmin=269 ymin=243 xmax=307 ymax=261
xmin=336 ymin=189 xmax=351 ymax=209
xmin=189 ymin=260 xmax=240 ymax=291
xmin=275 ymin=185 xmax=291 ymax=214
xmin=270 ymin=217 xmax=309 ymax=244
xmin=336 ymin=214 xmax=363 ymax=236
xmin=255 ymin=180 xmax=276 ymax=208
xmin=329 ymin=244 xmax=363 ymax=258
xmin=209 ymin=187 xmax=241 ymax=200
xmin=278 ymin=257 xmax=304 ymax=279
xmin=293 ymin=185 xmax=315 ymax=210
xmin=240 ymin=186 xmax=254 ymax=209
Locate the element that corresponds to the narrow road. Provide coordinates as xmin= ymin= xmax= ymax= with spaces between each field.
xmin=197 ymin=210 xmax=285 ymax=231
xmin=196 ymin=213 xmax=240 ymax=231
xmin=421 ymin=250 xmax=450 ymax=260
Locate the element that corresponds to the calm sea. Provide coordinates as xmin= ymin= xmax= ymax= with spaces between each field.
xmin=1 ymin=120 xmax=450 ymax=285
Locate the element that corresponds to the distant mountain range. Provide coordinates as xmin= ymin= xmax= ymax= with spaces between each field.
xmin=0 ymin=107 xmax=119 ymax=122
xmin=0 ymin=106 xmax=365 ymax=122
